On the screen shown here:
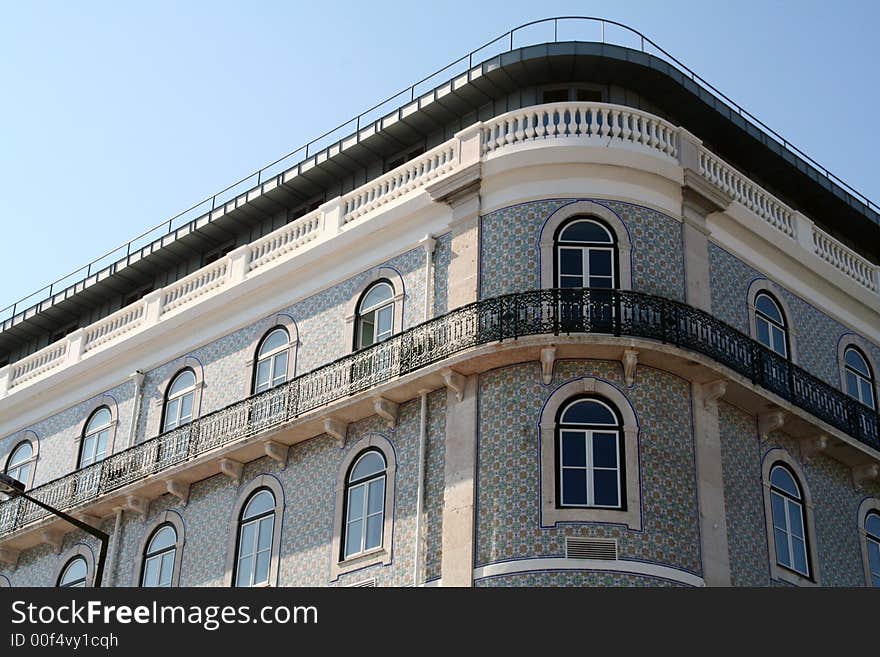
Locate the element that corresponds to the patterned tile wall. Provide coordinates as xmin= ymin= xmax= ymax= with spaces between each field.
xmin=2 ymin=390 xmax=447 ymax=588
xmin=480 ymin=199 xmax=685 ymax=301
xmin=718 ymin=400 xmax=879 ymax=587
xmin=708 ymin=243 xmax=880 ymax=388
xmin=432 ymin=232 xmax=452 ymax=317
xmin=475 ymin=359 xmax=701 ymax=575
xmin=475 ymin=571 xmax=683 ymax=587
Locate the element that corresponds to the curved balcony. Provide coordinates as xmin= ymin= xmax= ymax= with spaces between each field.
xmin=1 ymin=288 xmax=877 ymax=545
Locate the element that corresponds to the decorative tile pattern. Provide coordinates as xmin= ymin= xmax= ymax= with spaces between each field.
xmin=475 ymin=359 xmax=701 ymax=575
xmin=423 ymin=390 xmax=447 ymax=582
xmin=433 ymin=232 xmax=452 ymax=317
xmin=708 ymin=244 xmax=880 ymax=388
xmin=475 ymin=571 xmax=683 ymax=587
xmin=480 ymin=198 xmax=685 ymax=301
xmin=718 ymin=399 xmax=878 ymax=587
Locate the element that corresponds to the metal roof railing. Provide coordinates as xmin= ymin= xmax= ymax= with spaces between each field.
xmin=2 ymin=16 xmax=876 ymax=325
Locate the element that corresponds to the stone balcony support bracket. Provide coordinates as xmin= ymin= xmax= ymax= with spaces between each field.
xmin=702 ymin=379 xmax=728 ymax=410
xmin=372 ymin=397 xmax=399 ymax=428
xmin=0 ymin=547 xmax=20 ymax=566
xmin=758 ymin=410 xmax=786 ymax=440
xmin=40 ymin=529 xmax=65 ymax=554
xmin=218 ymin=459 xmax=244 ymax=484
xmin=853 ymin=463 xmax=880 ymax=491
xmin=125 ymin=495 xmax=148 ymax=517
xmin=800 ymin=434 xmax=829 ymax=462
xmin=323 ymin=418 xmax=348 ymax=449
xmin=622 ymin=349 xmax=638 ymax=388
xmin=441 ymin=368 xmax=467 ymax=402
xmin=540 ymin=346 xmax=556 ymax=385
xmin=264 ymin=440 xmax=289 ymax=467
xmin=166 ymin=479 xmax=191 ymax=506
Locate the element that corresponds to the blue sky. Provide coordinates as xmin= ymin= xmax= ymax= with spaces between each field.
xmin=1 ymin=0 xmax=877 ymax=311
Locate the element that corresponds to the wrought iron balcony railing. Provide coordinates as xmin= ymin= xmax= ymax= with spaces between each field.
xmin=1 ymin=288 xmax=877 ymax=538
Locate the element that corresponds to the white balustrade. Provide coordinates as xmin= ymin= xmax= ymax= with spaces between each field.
xmin=812 ymin=228 xmax=879 ymax=293
xmin=161 ymin=259 xmax=230 ymax=314
xmin=9 ymin=342 xmax=68 ymax=389
xmin=342 ymin=142 xmax=458 ymax=223
xmin=248 ymin=210 xmax=322 ymax=272
xmin=83 ymin=301 xmax=147 ymax=354
xmin=698 ymin=149 xmax=796 ymax=239
xmin=481 ymin=102 xmax=678 ymax=159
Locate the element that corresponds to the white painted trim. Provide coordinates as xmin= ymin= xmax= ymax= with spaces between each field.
xmin=472 ymin=558 xmax=704 ymax=587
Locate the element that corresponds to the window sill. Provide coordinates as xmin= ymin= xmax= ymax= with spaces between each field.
xmin=331 ymin=546 xmax=390 ymax=580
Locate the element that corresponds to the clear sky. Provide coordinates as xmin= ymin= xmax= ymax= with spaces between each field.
xmin=1 ymin=0 xmax=877 ymax=312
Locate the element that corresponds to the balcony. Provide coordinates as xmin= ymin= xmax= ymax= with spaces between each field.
xmin=0 ymin=288 xmax=877 ymax=552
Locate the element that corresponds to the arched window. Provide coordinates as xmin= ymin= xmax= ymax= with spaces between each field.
xmin=57 ymin=557 xmax=88 ymax=588
xmin=162 ymin=369 xmax=197 ymax=433
xmin=79 ymin=407 xmax=111 ymax=468
xmin=844 ymin=346 xmax=876 ymax=409
xmin=769 ymin=464 xmax=809 ymax=577
xmin=343 ymin=450 xmax=387 ymax=559
xmin=253 ymin=328 xmax=290 ymax=394
xmin=554 ymin=217 xmax=617 ymax=290
xmin=356 ymin=282 xmax=395 ymax=350
xmin=234 ymin=489 xmax=276 ymax=587
xmin=754 ymin=292 xmax=788 ymax=358
xmin=5 ymin=441 xmax=34 ymax=488
xmin=141 ymin=524 xmax=177 ymax=587
xmin=557 ymin=397 xmax=623 ymax=509
xmin=865 ymin=512 xmax=880 ymax=587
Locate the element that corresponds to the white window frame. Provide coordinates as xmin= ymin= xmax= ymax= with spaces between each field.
xmin=224 ymin=475 xmax=284 ymax=588
xmin=254 ymin=327 xmax=290 ymax=394
xmin=234 ymin=489 xmax=276 ymax=588
xmin=843 ymin=346 xmax=876 ymax=410
xmin=141 ymin=525 xmax=177 ymax=587
xmin=769 ymin=466 xmax=809 ymax=577
xmin=80 ymin=407 xmax=111 ymax=468
xmin=557 ymin=399 xmax=623 ymax=509
xmin=54 ymin=545 xmax=95 ymax=588
xmin=754 ymin=292 xmax=788 ymax=358
xmin=858 ymin=499 xmax=880 ymax=588
xmin=343 ymin=451 xmax=387 ymax=559
xmin=163 ymin=369 xmax=197 ymax=433
xmin=555 ymin=219 xmax=617 ymax=290
xmin=356 ymin=282 xmax=395 ymax=350
xmin=5 ymin=440 xmax=35 ymax=489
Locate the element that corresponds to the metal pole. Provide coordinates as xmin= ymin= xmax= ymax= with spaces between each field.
xmin=4 ymin=485 xmax=109 ymax=587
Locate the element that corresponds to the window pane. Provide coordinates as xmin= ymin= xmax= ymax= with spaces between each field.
xmin=272 ymin=352 xmax=288 ymax=385
xmin=771 ymin=326 xmax=787 ymax=357
xmin=593 ymin=470 xmax=619 ymax=507
xmin=866 ymin=514 xmax=880 ymax=537
xmin=244 ymin=490 xmax=274 ymax=519
xmin=787 ymin=501 xmax=804 ymax=539
xmin=561 ymin=400 xmax=616 ymax=425
xmin=143 ymin=557 xmax=159 ymax=587
xmin=236 ymin=556 xmax=253 ymax=587
xmin=365 ymin=514 xmax=383 ymax=550
xmin=588 ymin=276 xmax=613 ymax=289
xmin=589 ymin=250 xmax=612 ymax=277
xmin=95 ymin=431 xmax=108 ymax=461
xmin=559 ymin=249 xmax=582 ymax=275
xmin=257 ymin=517 xmax=274 ymax=552
xmin=359 ymin=315 xmax=375 ymax=347
xmin=148 ymin=526 xmax=176 ymax=553
xmin=756 ymin=295 xmax=783 ymax=323
xmin=81 ymin=436 xmax=95 ymax=466
xmin=561 ymin=431 xmax=586 ymax=467
xmin=367 ymin=479 xmax=384 ymax=515
xmin=376 ymin=306 xmax=393 ymax=337
xmin=561 ymin=468 xmax=587 ymax=506
xmin=860 ymin=379 xmax=875 ymax=408
xmin=351 ymin=452 xmax=385 ymax=481
xmin=259 ymin=329 xmax=288 ymax=356
xmin=845 ymin=371 xmax=859 ymax=397
xmin=774 ymin=528 xmax=791 ymax=567
xmin=164 ymin=399 xmax=179 ymax=431
xmin=159 ymin=552 xmax=175 ymax=587
xmin=560 ymin=276 xmax=582 ymax=289
xmin=868 ymin=542 xmax=880 ymax=585
xmin=86 ymin=408 xmax=111 ymax=433
xmin=255 ymin=359 xmax=271 ymax=391
xmin=61 ymin=558 xmax=87 ymax=586
xmin=345 ymin=519 xmax=363 ymax=557
xmin=771 ymin=493 xmax=787 ymax=530
xmin=347 ymin=485 xmax=365 ymax=522
xmin=361 ymin=283 xmax=393 ymax=311
xmin=592 ymin=433 xmax=618 ymax=468
xmin=770 ymin=468 xmax=799 ymax=497
xmin=254 ymin=550 xmax=270 ymax=585
xmin=179 ymin=393 xmax=193 ymax=423
xmin=560 ymin=220 xmax=612 ymax=243
xmin=756 ymin=318 xmax=770 ymax=348
xmin=239 ymin=523 xmax=256 ymax=558
xmin=168 ymin=370 xmax=196 ymax=397
xmin=791 ymin=537 xmax=807 ymax=574
xmin=9 ymin=442 xmax=32 ymax=467
xmin=845 ymin=348 xmax=870 ymax=376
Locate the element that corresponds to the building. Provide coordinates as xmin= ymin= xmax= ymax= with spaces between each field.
xmin=0 ymin=18 xmax=878 ymax=588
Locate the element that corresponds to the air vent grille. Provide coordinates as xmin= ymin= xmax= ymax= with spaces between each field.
xmin=565 ymin=537 xmax=618 ymax=560
xmin=348 ymin=578 xmax=377 ymax=587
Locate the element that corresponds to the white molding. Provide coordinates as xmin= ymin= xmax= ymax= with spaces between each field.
xmin=472 ymin=558 xmax=704 ymax=587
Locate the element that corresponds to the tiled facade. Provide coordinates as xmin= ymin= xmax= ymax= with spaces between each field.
xmin=480 ymin=199 xmax=685 ymax=301
xmin=475 ymin=359 xmax=701 ymax=575
xmin=1 ymin=196 xmax=878 ymax=589
xmin=708 ymin=243 xmax=880 ymax=388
